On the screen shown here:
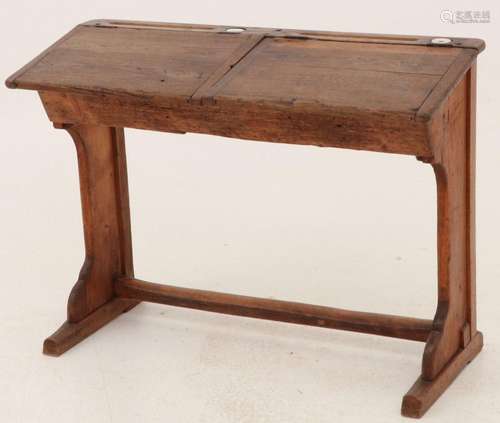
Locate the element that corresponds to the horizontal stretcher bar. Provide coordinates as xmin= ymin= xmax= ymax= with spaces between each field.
xmin=115 ymin=278 xmax=433 ymax=342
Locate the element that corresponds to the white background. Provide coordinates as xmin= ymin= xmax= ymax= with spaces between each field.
xmin=1 ymin=1 xmax=499 ymax=422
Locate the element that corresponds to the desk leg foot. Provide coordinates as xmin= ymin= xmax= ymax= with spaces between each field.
xmin=43 ymin=298 xmax=139 ymax=356
xmin=401 ymin=331 xmax=483 ymax=418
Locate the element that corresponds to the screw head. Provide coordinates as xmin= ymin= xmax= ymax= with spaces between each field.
xmin=431 ymin=38 xmax=452 ymax=45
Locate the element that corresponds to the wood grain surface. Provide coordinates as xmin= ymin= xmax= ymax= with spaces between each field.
xmin=6 ymin=21 xmax=483 ymax=157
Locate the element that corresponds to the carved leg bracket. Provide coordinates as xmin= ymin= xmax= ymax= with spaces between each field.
xmin=43 ymin=123 xmax=137 ymax=355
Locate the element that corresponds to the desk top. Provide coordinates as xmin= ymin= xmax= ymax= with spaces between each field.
xmin=6 ymin=20 xmax=484 ymax=156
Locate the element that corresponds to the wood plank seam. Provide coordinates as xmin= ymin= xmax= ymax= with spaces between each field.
xmin=189 ymin=33 xmax=267 ymax=105
xmin=416 ymin=49 xmax=476 ymax=122
xmin=465 ymin=64 xmax=477 ymax=339
xmin=414 ymin=52 xmax=463 ymax=122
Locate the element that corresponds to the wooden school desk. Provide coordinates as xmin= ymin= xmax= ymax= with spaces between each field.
xmin=6 ymin=20 xmax=485 ymax=418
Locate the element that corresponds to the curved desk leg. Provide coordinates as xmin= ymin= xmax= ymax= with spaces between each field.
xmin=43 ymin=124 xmax=139 ymax=356
xmin=402 ymin=65 xmax=482 ymax=417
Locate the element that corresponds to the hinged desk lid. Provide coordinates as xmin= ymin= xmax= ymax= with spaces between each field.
xmin=6 ymin=20 xmax=485 ymax=156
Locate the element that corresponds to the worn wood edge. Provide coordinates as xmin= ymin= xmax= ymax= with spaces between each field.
xmin=465 ymin=63 xmax=477 ymax=336
xmin=5 ymin=25 xmax=81 ymax=89
xmin=416 ymin=49 xmax=476 ymax=123
xmin=43 ymin=298 xmax=139 ymax=356
xmin=38 ymin=89 xmax=431 ymax=157
xmin=115 ymin=277 xmax=433 ymax=342
xmin=80 ymin=19 xmax=485 ymax=51
xmin=35 ymin=83 xmax=428 ymax=123
xmin=401 ymin=331 xmax=483 ymax=418
xmin=111 ymin=127 xmax=135 ymax=277
xmin=6 ymin=19 xmax=484 ymax=92
xmin=273 ymin=33 xmax=484 ymax=51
